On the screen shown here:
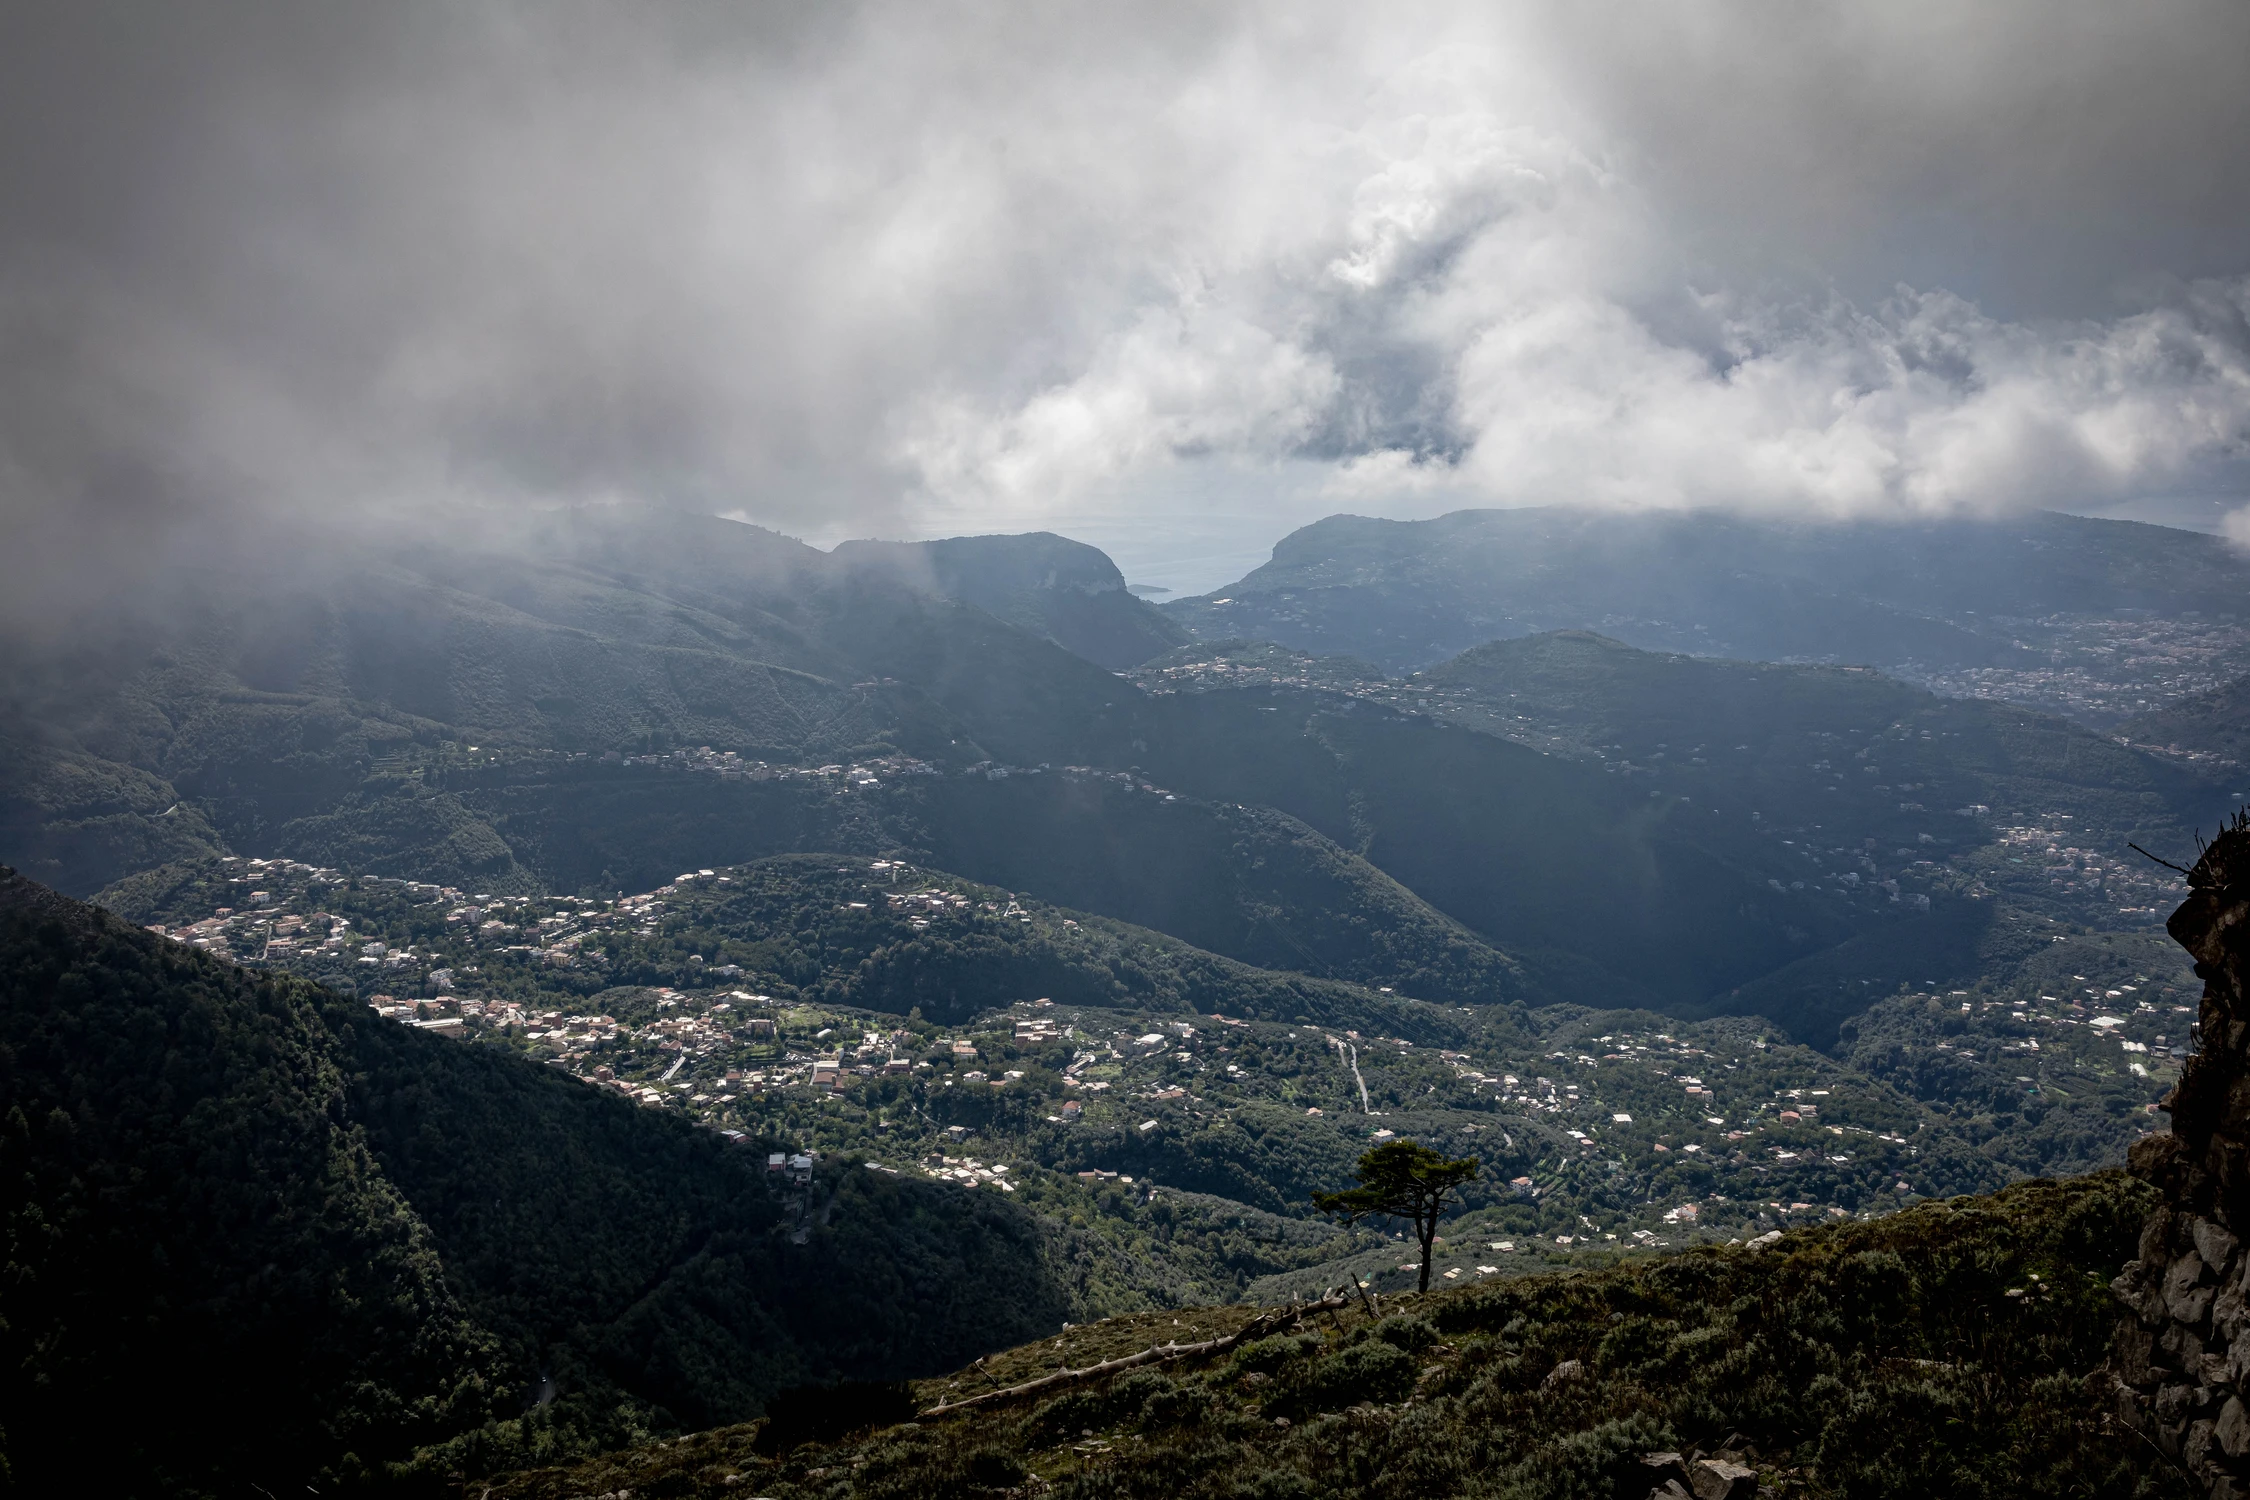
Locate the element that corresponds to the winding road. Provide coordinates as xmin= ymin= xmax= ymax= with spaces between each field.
xmin=1330 ymin=1035 xmax=1371 ymax=1113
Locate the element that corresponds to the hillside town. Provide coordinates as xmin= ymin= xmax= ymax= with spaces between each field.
xmin=116 ymin=849 xmax=2189 ymax=1287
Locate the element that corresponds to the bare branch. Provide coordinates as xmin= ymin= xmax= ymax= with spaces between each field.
xmin=917 ymin=1292 xmax=1353 ymax=1419
xmin=2128 ymin=842 xmax=2193 ymax=876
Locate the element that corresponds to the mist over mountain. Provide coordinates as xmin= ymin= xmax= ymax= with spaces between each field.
xmin=4 ymin=501 xmax=2241 ymax=1496
xmin=5 ymin=2 xmax=2250 ymax=635
xmin=1165 ymin=508 xmax=2250 ymax=692
xmin=830 ymin=533 xmax=1189 ymax=670
xmin=0 ymin=507 xmax=1778 ymax=1019
xmin=7 ymin=504 xmax=2238 ymax=1055
xmin=6 ymin=4 xmax=2250 ymax=1495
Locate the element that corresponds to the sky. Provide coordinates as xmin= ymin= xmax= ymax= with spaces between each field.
xmin=3 ymin=1 xmax=2248 ymax=600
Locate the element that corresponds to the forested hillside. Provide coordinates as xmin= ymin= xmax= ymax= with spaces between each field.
xmin=2123 ymin=671 xmax=2250 ymax=768
xmin=0 ymin=869 xmax=1072 ymax=1495
xmin=0 ymin=871 xmax=497 ymax=1494
xmin=95 ymin=851 xmax=2184 ymax=1314
xmin=1133 ymin=631 xmax=2233 ymax=1043
xmin=8 ymin=509 xmax=2236 ymax=1069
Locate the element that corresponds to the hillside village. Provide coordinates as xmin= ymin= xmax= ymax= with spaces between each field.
xmin=112 ymin=850 xmax=2197 ymax=1299
xmin=1901 ymin=610 xmax=2250 ymax=728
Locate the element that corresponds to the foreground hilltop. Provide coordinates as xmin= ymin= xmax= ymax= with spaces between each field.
xmin=487 ymin=1173 xmax=2175 ymax=1500
xmin=0 ymin=835 xmax=2209 ymax=1497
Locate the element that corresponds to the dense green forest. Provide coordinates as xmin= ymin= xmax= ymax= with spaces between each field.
xmin=1130 ymin=629 xmax=2232 ymax=1043
xmin=0 ymin=873 xmax=499 ymax=1495
xmin=0 ymin=869 xmax=1076 ymax=1496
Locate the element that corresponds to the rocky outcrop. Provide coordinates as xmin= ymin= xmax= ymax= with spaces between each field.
xmin=1637 ymin=1447 xmax=1761 ymax=1500
xmin=2117 ymin=814 xmax=2250 ymax=1496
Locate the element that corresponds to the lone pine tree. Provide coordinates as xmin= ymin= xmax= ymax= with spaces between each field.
xmin=1313 ymin=1140 xmax=1480 ymax=1294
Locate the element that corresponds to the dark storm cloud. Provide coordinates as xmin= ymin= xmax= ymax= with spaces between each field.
xmin=1 ymin=0 xmax=2247 ymax=628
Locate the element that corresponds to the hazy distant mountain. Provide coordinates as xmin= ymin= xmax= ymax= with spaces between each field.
xmin=831 ymin=531 xmax=1188 ymax=669
xmin=0 ymin=508 xmax=1125 ymax=893
xmin=1130 ymin=630 xmax=2231 ymax=1043
xmin=1162 ymin=507 xmax=2250 ymax=681
xmin=2 ymin=506 xmax=2233 ymax=1051
xmin=2 ymin=507 xmax=1887 ymax=1031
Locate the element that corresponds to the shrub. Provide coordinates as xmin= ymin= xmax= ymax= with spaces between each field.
xmin=1374 ymin=1314 xmax=1439 ymax=1353
xmin=1265 ymin=1338 xmax=1416 ymax=1418
xmin=1228 ymin=1332 xmax=1321 ymax=1378
xmin=752 ymin=1380 xmax=917 ymax=1455
xmin=1137 ymin=1380 xmax=1214 ymax=1431
xmin=1026 ymin=1368 xmax=1179 ymax=1445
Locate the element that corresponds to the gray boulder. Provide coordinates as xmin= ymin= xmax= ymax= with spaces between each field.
xmin=1690 ymin=1458 xmax=1758 ymax=1500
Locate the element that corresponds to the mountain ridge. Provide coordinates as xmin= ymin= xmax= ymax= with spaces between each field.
xmin=1162 ymin=506 xmax=2250 ymax=683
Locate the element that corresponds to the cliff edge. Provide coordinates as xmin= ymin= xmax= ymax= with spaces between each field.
xmin=2116 ymin=813 xmax=2250 ymax=1494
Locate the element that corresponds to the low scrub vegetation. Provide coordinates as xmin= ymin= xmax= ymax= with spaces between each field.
xmin=488 ymin=1171 xmax=2181 ymax=1500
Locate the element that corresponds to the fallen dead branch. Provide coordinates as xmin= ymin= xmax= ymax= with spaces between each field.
xmin=918 ymin=1290 xmax=1356 ymax=1419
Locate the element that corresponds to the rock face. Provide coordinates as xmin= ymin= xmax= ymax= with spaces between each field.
xmin=2117 ymin=816 xmax=2250 ymax=1497
xmin=1636 ymin=1448 xmax=1759 ymax=1500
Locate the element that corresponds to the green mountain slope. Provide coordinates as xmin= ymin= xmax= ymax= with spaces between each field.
xmin=1109 ymin=689 xmax=1977 ymax=1029
xmin=832 ymin=532 xmax=1189 ymax=670
xmin=0 ymin=871 xmax=498 ymax=1496
xmin=345 ymin=1004 xmax=1071 ymax=1465
xmin=486 ymin=1172 xmax=2175 ymax=1500
xmin=2121 ymin=671 xmax=2250 ymax=769
xmin=881 ymin=775 xmax=1541 ymax=1008
xmin=0 ymin=869 xmax=1075 ymax=1495
xmin=1130 ymin=632 xmax=2235 ymax=1043
xmin=103 ymin=851 xmax=2185 ymax=1298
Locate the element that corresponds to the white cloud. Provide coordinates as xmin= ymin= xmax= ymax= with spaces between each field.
xmin=899 ymin=298 xmax=1341 ymax=507
xmin=2224 ymin=507 xmax=2250 ymax=552
xmin=1426 ymin=279 xmax=2250 ymax=518
xmin=1 ymin=0 xmax=2246 ymax=598
xmin=886 ymin=19 xmax=2250 ymax=528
